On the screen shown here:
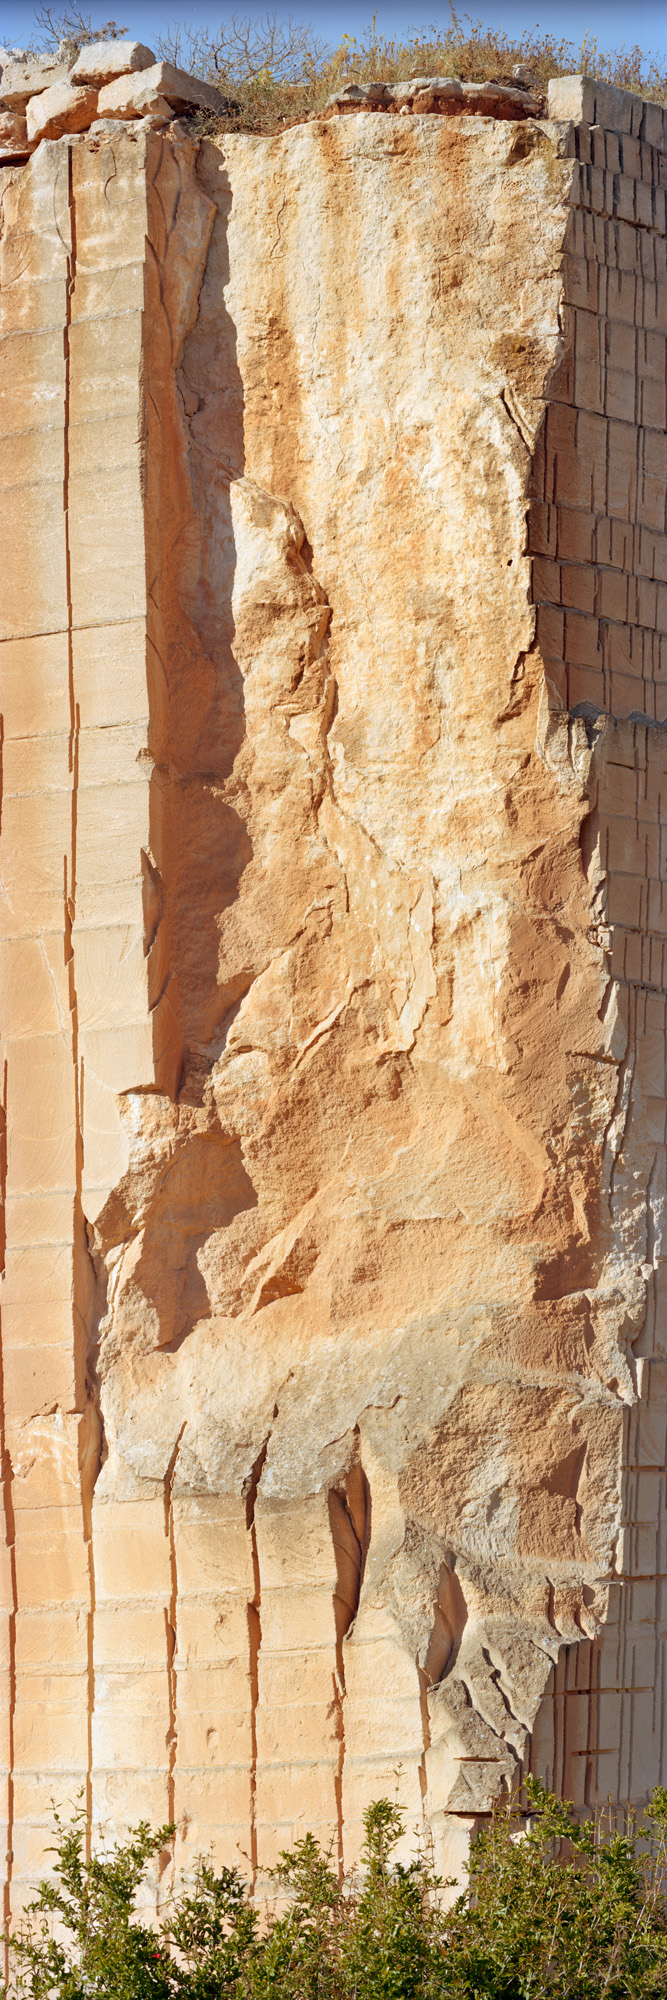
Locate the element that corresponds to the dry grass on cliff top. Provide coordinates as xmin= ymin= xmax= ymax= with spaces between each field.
xmin=29 ymin=2 xmax=667 ymax=131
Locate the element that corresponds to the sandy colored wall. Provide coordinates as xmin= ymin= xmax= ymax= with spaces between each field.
xmin=529 ymin=77 xmax=667 ymax=1815
xmin=0 ymin=77 xmax=666 ymax=1908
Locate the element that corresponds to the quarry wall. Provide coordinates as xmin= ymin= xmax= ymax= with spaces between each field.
xmin=1 ymin=65 xmax=667 ymax=1909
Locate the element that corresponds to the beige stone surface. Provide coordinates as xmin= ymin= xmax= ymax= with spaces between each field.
xmin=2 ymin=76 xmax=667 ymax=1906
xmin=0 ymin=110 xmax=30 ymax=157
xmin=0 ymin=52 xmax=68 ymax=108
xmin=70 ymin=40 xmax=155 ymax=87
xmin=323 ymin=77 xmax=541 ymax=118
xmin=96 ymin=62 xmax=226 ymax=120
xmin=26 ymin=79 xmax=98 ymax=141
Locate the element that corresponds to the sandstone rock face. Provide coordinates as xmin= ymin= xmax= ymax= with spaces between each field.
xmin=1 ymin=82 xmax=667 ymax=1907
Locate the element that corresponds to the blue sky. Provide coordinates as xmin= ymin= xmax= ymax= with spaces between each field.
xmin=2 ymin=0 xmax=667 ymax=63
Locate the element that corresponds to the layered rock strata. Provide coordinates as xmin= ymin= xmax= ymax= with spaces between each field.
xmin=1 ymin=73 xmax=667 ymax=1909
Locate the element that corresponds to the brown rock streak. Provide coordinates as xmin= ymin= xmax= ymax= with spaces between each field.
xmin=3 ymin=77 xmax=667 ymax=1894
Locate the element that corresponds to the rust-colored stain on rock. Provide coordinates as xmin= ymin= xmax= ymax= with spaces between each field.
xmin=1 ymin=68 xmax=667 ymax=1905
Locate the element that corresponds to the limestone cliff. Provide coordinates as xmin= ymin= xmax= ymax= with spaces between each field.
xmin=1 ymin=72 xmax=667 ymax=1906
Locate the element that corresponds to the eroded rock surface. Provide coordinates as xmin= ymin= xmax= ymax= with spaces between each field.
xmin=2 ymin=80 xmax=667 ymax=1903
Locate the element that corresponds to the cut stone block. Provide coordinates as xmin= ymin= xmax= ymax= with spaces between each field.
xmin=0 ymin=107 xmax=31 ymax=156
xmin=26 ymin=78 xmax=98 ymax=141
xmin=70 ymin=38 xmax=155 ymax=87
xmin=96 ymin=60 xmax=227 ymax=120
xmin=0 ymin=52 xmax=68 ymax=108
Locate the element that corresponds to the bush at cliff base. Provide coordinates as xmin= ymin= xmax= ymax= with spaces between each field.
xmin=4 ymin=1778 xmax=667 ymax=1998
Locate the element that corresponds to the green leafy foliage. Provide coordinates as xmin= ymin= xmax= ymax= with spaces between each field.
xmin=6 ymin=1780 xmax=667 ymax=1999
xmin=4 ymin=1806 xmax=176 ymax=2000
xmin=163 ymin=1858 xmax=260 ymax=1998
xmin=444 ymin=1778 xmax=667 ymax=1999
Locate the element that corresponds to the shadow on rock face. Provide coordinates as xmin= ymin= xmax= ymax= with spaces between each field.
xmin=143 ymin=143 xmax=252 ymax=1089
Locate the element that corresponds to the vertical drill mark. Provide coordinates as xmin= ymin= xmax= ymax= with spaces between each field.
xmin=164 ymin=1425 xmax=185 ymax=1828
xmin=0 ymin=1055 xmax=14 ymax=1955
xmin=78 ymin=1348 xmax=99 ymax=1860
xmin=328 ymin=1490 xmax=356 ymax=1879
xmin=0 ymin=1057 xmax=6 ymax=1283
xmin=62 ymin=142 xmax=96 ymax=1857
xmin=331 ymin=1667 xmax=345 ymax=1879
xmin=417 ymin=1666 xmax=432 ymax=1809
xmin=0 ymin=1346 xmax=16 ymax=1955
xmin=84 ymin=1531 xmax=95 ymax=1844
xmin=63 ymin=142 xmax=76 ymax=784
xmin=328 ymin=1465 xmax=368 ymax=1877
xmin=245 ymin=1438 xmax=269 ymax=1884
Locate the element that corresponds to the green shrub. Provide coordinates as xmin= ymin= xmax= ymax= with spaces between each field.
xmin=445 ymin=1778 xmax=667 ymax=1998
xmin=20 ymin=4 xmax=667 ymax=131
xmin=5 ymin=1778 xmax=667 ymax=1998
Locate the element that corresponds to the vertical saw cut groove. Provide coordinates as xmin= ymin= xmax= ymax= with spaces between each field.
xmin=63 ymin=142 xmax=75 ymax=790
xmin=328 ymin=1475 xmax=367 ymax=1875
xmin=245 ymin=1438 xmax=269 ymax=1883
xmin=164 ymin=1426 xmax=186 ymax=1826
xmin=332 ymin=1674 xmax=345 ymax=1880
xmin=0 ymin=1383 xmax=16 ymax=1963
xmin=62 ymin=142 xmax=96 ymax=1852
xmin=84 ymin=1504 xmax=95 ymax=1856
xmin=0 ymin=1053 xmax=13 ymax=1956
xmin=417 ymin=1667 xmax=431 ymax=1809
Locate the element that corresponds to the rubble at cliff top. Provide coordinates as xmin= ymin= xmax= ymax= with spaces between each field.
xmin=0 ymin=41 xmax=546 ymax=162
xmin=0 ymin=38 xmax=230 ymax=159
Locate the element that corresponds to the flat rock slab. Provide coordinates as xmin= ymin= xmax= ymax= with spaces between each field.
xmin=322 ymin=75 xmax=541 ymax=117
xmin=26 ymin=78 xmax=99 ymax=141
xmin=0 ymin=107 xmax=31 ymax=156
xmin=0 ymin=52 xmax=68 ymax=107
xmin=97 ymin=60 xmax=228 ymax=119
xmin=70 ymin=39 xmax=156 ymax=87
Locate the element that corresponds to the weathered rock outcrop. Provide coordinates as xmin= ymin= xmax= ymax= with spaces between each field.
xmin=1 ymin=72 xmax=667 ymax=1907
xmin=0 ymin=40 xmax=228 ymax=156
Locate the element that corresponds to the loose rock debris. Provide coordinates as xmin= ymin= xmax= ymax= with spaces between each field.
xmin=0 ymin=44 xmax=543 ymax=161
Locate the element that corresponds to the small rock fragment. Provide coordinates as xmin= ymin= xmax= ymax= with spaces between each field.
xmin=70 ymin=39 xmax=156 ymax=87
xmin=357 ymin=79 xmax=391 ymax=102
xmin=511 ymin=63 xmax=542 ymax=92
xmin=0 ymin=106 xmax=32 ymax=156
xmin=26 ymin=78 xmax=98 ymax=141
xmin=389 ymin=75 xmax=459 ymax=102
xmin=461 ymin=80 xmax=540 ymax=116
xmin=86 ymin=112 xmax=169 ymax=142
xmin=97 ymin=60 xmax=227 ymax=120
xmin=411 ymin=80 xmax=465 ymax=113
xmin=319 ymin=73 xmax=539 ymax=120
xmin=0 ymin=52 xmax=68 ymax=108
xmin=322 ymin=79 xmax=391 ymax=114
